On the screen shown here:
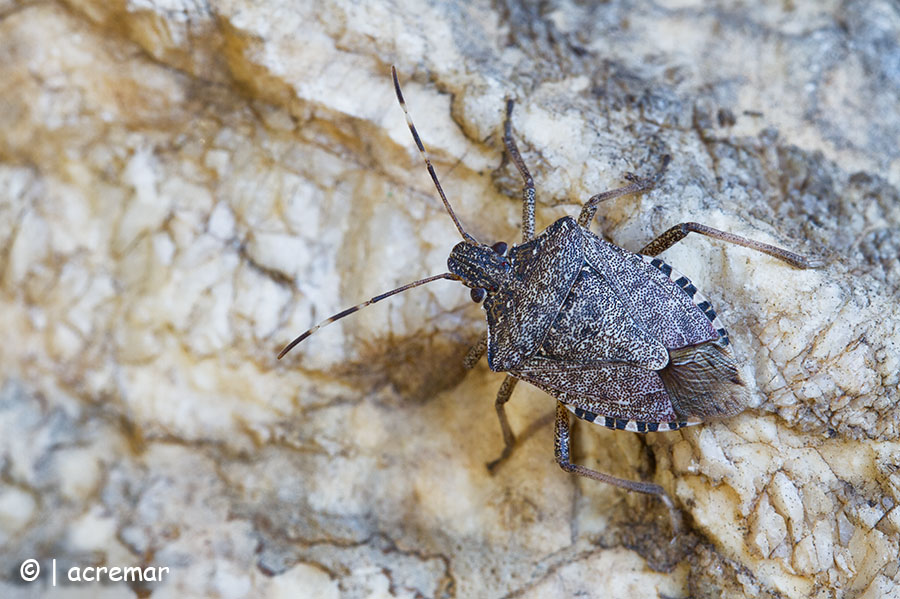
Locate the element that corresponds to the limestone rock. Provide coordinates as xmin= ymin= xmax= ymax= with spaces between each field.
xmin=1 ymin=1 xmax=898 ymax=597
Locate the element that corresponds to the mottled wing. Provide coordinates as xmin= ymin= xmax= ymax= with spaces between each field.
xmin=581 ymin=229 xmax=718 ymax=349
xmin=543 ymin=230 xmax=747 ymax=424
xmin=511 ymin=359 xmax=687 ymax=425
xmin=533 ymin=262 xmax=668 ymax=369
xmin=485 ymin=217 xmax=584 ymax=371
xmin=515 ymin=336 xmax=748 ymax=424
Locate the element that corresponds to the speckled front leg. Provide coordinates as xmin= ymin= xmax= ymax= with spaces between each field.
xmin=502 ymin=100 xmax=536 ymax=242
xmin=462 ymin=332 xmax=487 ymax=369
xmin=486 ymin=375 xmax=519 ymax=473
xmin=553 ymin=402 xmax=682 ymax=537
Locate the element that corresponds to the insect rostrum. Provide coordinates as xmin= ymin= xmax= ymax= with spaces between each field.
xmin=278 ymin=67 xmax=822 ymax=536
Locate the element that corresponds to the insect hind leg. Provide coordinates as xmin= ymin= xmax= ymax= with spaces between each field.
xmin=554 ymin=403 xmax=682 ymax=538
xmin=640 ymin=222 xmax=823 ymax=269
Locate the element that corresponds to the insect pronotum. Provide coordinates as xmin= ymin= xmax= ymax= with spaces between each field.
xmin=278 ymin=66 xmax=822 ymax=536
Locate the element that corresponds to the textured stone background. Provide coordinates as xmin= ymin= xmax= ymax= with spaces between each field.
xmin=2 ymin=0 xmax=899 ymax=597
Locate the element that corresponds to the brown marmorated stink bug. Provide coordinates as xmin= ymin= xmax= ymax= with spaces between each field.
xmin=278 ymin=67 xmax=822 ymax=534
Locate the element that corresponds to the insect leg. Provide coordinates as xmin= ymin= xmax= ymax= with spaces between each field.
xmin=462 ymin=332 xmax=487 ymax=369
xmin=639 ymin=222 xmax=824 ymax=269
xmin=577 ymin=155 xmax=671 ymax=229
xmin=486 ymin=375 xmax=519 ymax=473
xmin=503 ymin=100 xmax=536 ymax=242
xmin=553 ymin=403 xmax=682 ymax=536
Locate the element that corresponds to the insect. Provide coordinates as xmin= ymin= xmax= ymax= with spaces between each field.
xmin=278 ymin=67 xmax=822 ymax=534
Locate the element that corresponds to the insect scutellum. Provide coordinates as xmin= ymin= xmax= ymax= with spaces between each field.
xmin=277 ymin=66 xmax=502 ymax=359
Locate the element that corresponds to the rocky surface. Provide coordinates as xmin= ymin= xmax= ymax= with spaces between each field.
xmin=1 ymin=0 xmax=899 ymax=597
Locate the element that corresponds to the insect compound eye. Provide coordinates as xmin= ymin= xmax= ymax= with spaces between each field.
xmin=491 ymin=241 xmax=508 ymax=256
xmin=470 ymin=287 xmax=486 ymax=303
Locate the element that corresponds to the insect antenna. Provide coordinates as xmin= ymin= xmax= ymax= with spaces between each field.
xmin=277 ymin=272 xmax=460 ymax=359
xmin=391 ymin=65 xmax=478 ymax=244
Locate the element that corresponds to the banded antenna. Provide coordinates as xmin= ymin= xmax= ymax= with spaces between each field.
xmin=391 ymin=65 xmax=477 ymax=244
xmin=278 ymin=66 xmax=473 ymax=358
xmin=277 ymin=272 xmax=458 ymax=359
